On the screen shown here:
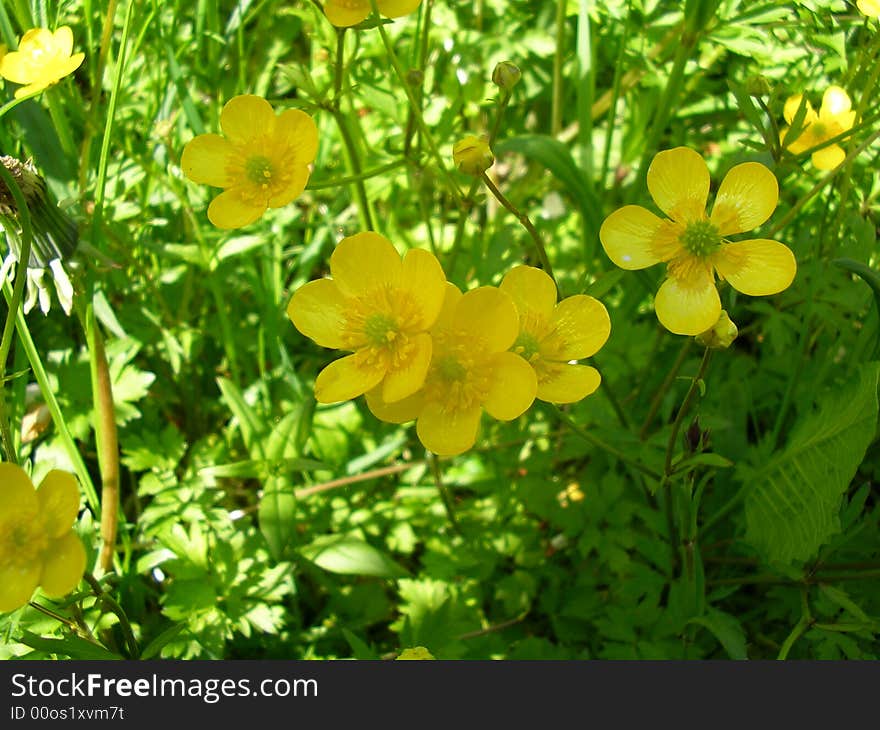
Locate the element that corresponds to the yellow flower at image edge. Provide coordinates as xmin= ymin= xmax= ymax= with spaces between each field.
xmin=0 ymin=27 xmax=84 ymax=99
xmin=366 ymin=284 xmax=537 ymax=456
xmin=181 ymin=95 xmax=318 ymax=229
xmin=600 ymin=147 xmax=796 ymax=336
xmin=780 ymin=86 xmax=855 ymax=170
xmin=0 ymin=463 xmax=85 ymax=612
xmin=500 ymin=265 xmax=610 ymax=404
xmin=288 ymin=232 xmax=446 ymax=405
xmin=324 ymin=0 xmax=422 ymax=27
xmin=858 ymin=0 xmax=880 ymax=18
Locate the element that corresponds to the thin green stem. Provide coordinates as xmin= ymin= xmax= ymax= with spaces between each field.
xmin=663 ymin=347 xmax=711 ymax=476
xmin=551 ymin=0 xmax=566 ymax=136
xmin=0 ymin=89 xmax=44 ymax=121
xmin=639 ymin=339 xmax=693 ymax=440
xmin=480 ymin=173 xmax=559 ymax=296
xmin=777 ymin=590 xmax=812 ymax=660
xmin=328 ymin=107 xmax=375 ymax=231
xmin=307 ymin=160 xmax=407 ymax=190
xmin=84 ymin=573 xmax=138 ymax=658
xmin=428 ymin=452 xmax=461 ymax=535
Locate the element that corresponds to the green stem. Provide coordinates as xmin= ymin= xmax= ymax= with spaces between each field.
xmin=639 ymin=339 xmax=693 ymax=440
xmin=777 ymin=590 xmax=812 ymax=660
xmin=663 ymin=347 xmax=711 ymax=477
xmin=328 ymin=107 xmax=375 ymax=232
xmin=480 ymin=173 xmax=559 ymax=296
xmin=307 ymin=160 xmax=407 ymax=190
xmin=0 ymin=89 xmax=44 ymax=121
xmin=84 ymin=573 xmax=138 ymax=658
xmin=428 ymin=452 xmax=461 ymax=535
xmin=551 ymin=0 xmax=566 ymax=136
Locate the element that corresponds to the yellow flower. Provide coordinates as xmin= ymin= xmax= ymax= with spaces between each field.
xmin=181 ymin=95 xmax=318 ymax=229
xmin=452 ymin=135 xmax=494 ymax=176
xmin=600 ymin=147 xmax=796 ymax=336
xmin=0 ymin=27 xmax=84 ymax=99
xmin=366 ymin=284 xmax=537 ymax=456
xmin=396 ymin=646 xmax=435 ymax=660
xmin=500 ymin=265 xmax=610 ymax=403
xmin=324 ymin=0 xmax=421 ymax=27
xmin=0 ymin=463 xmax=86 ymax=612
xmin=288 ymin=232 xmax=446 ymax=404
xmin=858 ymin=0 xmax=880 ymax=17
xmin=780 ymin=86 xmax=855 ymax=170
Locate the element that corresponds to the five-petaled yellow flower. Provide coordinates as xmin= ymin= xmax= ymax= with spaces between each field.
xmin=500 ymin=265 xmax=610 ymax=403
xmin=366 ymin=284 xmax=537 ymax=456
xmin=0 ymin=27 xmax=84 ymax=99
xmin=288 ymin=232 xmax=446 ymax=405
xmin=181 ymin=95 xmax=318 ymax=229
xmin=323 ymin=0 xmax=421 ymax=27
xmin=858 ymin=0 xmax=880 ymax=18
xmin=0 ymin=463 xmax=86 ymax=612
xmin=600 ymin=147 xmax=796 ymax=336
xmin=780 ymin=86 xmax=855 ymax=170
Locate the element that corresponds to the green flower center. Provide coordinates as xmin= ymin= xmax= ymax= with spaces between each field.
xmin=811 ymin=121 xmax=826 ymax=138
xmin=679 ymin=219 xmax=721 ymax=257
xmin=437 ymin=355 xmax=467 ymax=382
xmin=513 ymin=331 xmax=541 ymax=363
xmin=364 ymin=313 xmax=399 ymax=346
xmin=245 ymin=155 xmax=274 ymax=187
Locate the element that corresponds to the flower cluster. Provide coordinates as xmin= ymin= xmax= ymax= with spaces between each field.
xmin=600 ymin=147 xmax=796 ymax=336
xmin=0 ymin=27 xmax=84 ymax=99
xmin=288 ymin=233 xmax=610 ymax=455
xmin=0 ymin=463 xmax=86 ymax=612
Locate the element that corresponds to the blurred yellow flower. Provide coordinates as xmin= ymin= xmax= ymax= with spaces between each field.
xmin=288 ymin=232 xmax=446 ymax=404
xmin=366 ymin=284 xmax=537 ymax=456
xmin=181 ymin=95 xmax=318 ymax=229
xmin=780 ymin=86 xmax=855 ymax=170
xmin=600 ymin=147 xmax=796 ymax=336
xmin=858 ymin=0 xmax=880 ymax=17
xmin=453 ymin=135 xmax=494 ymax=176
xmin=500 ymin=265 xmax=610 ymax=403
xmin=396 ymin=646 xmax=435 ymax=659
xmin=0 ymin=27 xmax=84 ymax=99
xmin=0 ymin=463 xmax=86 ymax=612
xmin=324 ymin=0 xmax=421 ymax=27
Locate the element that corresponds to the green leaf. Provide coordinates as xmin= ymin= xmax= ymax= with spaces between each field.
xmin=342 ymin=629 xmax=380 ymax=659
xmin=259 ymin=482 xmax=298 ymax=561
xmin=689 ymin=609 xmax=748 ymax=660
xmin=139 ymin=623 xmax=186 ymax=659
xmin=19 ymin=631 xmax=124 ymax=660
xmin=300 ymin=534 xmax=409 ymax=578
xmin=744 ymin=363 xmax=880 ymax=566
xmin=216 ymin=377 xmax=262 ymax=451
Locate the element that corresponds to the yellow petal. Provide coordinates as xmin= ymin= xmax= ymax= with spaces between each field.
xmin=220 ymin=94 xmax=275 ymax=144
xmin=654 ymin=263 xmax=721 ymax=336
xmin=207 ymin=188 xmax=265 ymax=228
xmin=365 ymin=386 xmax=424 ymax=423
xmin=780 ymin=125 xmax=814 ymax=154
xmin=324 ymin=0 xmax=371 ymax=26
xmin=812 ymin=144 xmax=845 ymax=170
xmin=599 ymin=205 xmax=681 ymax=269
xmin=314 ymin=353 xmax=384 ymax=404
xmin=0 ymin=52 xmax=35 ymax=84
xmin=0 ymin=462 xmax=38 ymax=513
xmin=858 ymin=0 xmax=880 ymax=16
xmin=483 ymin=351 xmax=537 ymax=420
xmin=417 ymin=402 xmax=482 ymax=456
xmin=537 ymin=364 xmax=601 ymax=404
xmin=647 ymin=147 xmax=710 ymax=223
xmin=53 ymin=26 xmax=74 ymax=57
xmin=287 ymin=279 xmax=349 ymax=349
xmin=0 ymin=562 xmax=41 ymax=612
xmin=383 ymin=332 xmax=432 ymax=403
xmin=37 ymin=470 xmax=80 ymax=540
xmin=39 ymin=531 xmax=86 ymax=598
xmin=377 ymin=0 xmax=422 ymax=17
xmin=181 ymin=134 xmax=233 ymax=188
xmin=275 ymin=109 xmax=319 ymax=166
xmin=400 ymin=248 xmax=447 ymax=330
xmin=267 ymin=167 xmax=310 ymax=208
xmin=454 ymin=286 xmax=519 ymax=353
xmin=432 ymin=283 xmax=462 ymax=332
xmin=330 ymin=232 xmax=403 ymax=298
xmin=500 ymin=265 xmax=557 ymax=320
xmin=820 ymin=86 xmax=851 ymax=118
xmin=783 ymin=95 xmax=815 ymax=126
xmin=56 ymin=52 xmax=84 ymax=78
xmin=713 ymin=239 xmax=796 ymax=296
xmin=544 ymin=294 xmax=611 ymax=360
xmin=710 ymin=162 xmax=778 ymax=236
xmin=14 ymin=82 xmax=48 ymax=99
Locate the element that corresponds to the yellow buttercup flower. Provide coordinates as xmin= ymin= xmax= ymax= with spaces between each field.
xmin=780 ymin=86 xmax=855 ymax=170
xmin=323 ymin=0 xmax=421 ymax=27
xmin=288 ymin=232 xmax=446 ymax=405
xmin=181 ymin=95 xmax=318 ymax=229
xmin=0 ymin=27 xmax=84 ymax=99
xmin=600 ymin=147 xmax=796 ymax=336
xmin=858 ymin=0 xmax=880 ymax=17
xmin=500 ymin=265 xmax=610 ymax=404
xmin=366 ymin=284 xmax=537 ymax=456
xmin=0 ymin=463 xmax=86 ymax=612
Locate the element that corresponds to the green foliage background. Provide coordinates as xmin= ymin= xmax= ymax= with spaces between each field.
xmin=1 ymin=0 xmax=879 ymax=659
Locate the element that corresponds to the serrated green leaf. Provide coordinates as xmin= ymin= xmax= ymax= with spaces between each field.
xmin=744 ymin=363 xmax=880 ymax=566
xmin=301 ymin=535 xmax=409 ymax=578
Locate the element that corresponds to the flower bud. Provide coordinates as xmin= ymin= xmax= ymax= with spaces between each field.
xmin=746 ymin=74 xmax=771 ymax=98
xmin=695 ymin=310 xmax=738 ymax=349
xmin=452 ymin=135 xmax=494 ymax=176
xmin=406 ymin=68 xmax=424 ymax=87
xmin=396 ymin=647 xmax=435 ymax=660
xmin=492 ymin=61 xmax=521 ymax=91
